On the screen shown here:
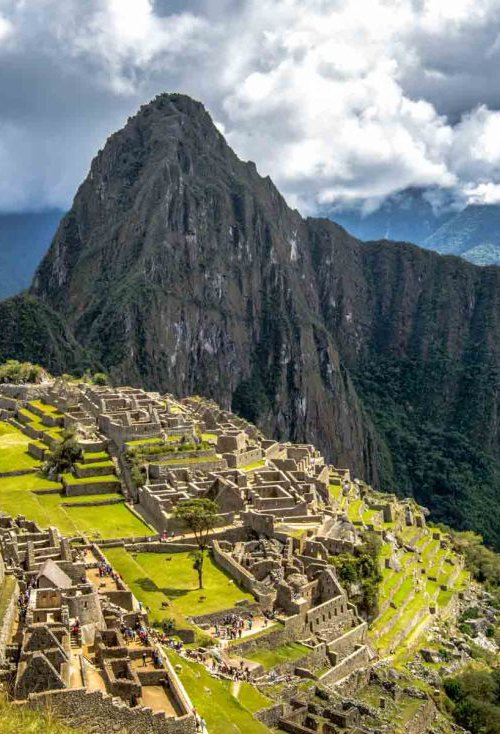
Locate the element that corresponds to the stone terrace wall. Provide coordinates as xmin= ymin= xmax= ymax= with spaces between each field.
xmin=212 ymin=540 xmax=275 ymax=608
xmin=0 ymin=576 xmax=18 ymax=664
xmin=405 ymin=699 xmax=437 ymax=734
xmin=319 ymin=645 xmax=369 ymax=686
xmin=326 ymin=622 xmax=367 ymax=660
xmin=24 ymin=687 xmax=196 ymax=734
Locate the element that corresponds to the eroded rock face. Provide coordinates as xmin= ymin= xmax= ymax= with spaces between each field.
xmin=7 ymin=92 xmax=500 ymax=545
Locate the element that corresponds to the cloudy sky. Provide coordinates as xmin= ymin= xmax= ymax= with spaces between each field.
xmin=1 ymin=0 xmax=500 ymax=215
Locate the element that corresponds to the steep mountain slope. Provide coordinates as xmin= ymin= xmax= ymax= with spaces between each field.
xmin=1 ymin=93 xmax=499 ymax=546
xmin=0 ymin=210 xmax=63 ymax=299
xmin=0 ymin=294 xmax=94 ymax=374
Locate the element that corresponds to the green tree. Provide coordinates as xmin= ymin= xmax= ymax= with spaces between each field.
xmin=44 ymin=429 xmax=83 ymax=476
xmin=173 ymin=498 xmax=218 ymax=589
xmin=93 ymin=372 xmax=108 ymax=386
xmin=0 ymin=359 xmax=45 ymax=384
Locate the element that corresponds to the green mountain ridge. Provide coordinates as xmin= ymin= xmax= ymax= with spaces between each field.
xmin=0 ymin=93 xmax=499 ymax=548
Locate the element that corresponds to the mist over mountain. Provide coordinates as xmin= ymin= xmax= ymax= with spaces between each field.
xmin=1 ymin=93 xmax=499 ymax=548
xmin=333 ymin=192 xmax=500 ymax=266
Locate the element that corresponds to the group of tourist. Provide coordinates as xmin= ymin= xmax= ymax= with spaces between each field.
xmin=184 ymin=647 xmax=253 ymax=682
xmin=17 ymin=580 xmax=35 ymax=622
xmin=213 ymin=611 xmax=255 ymax=640
xmin=97 ymin=560 xmax=120 ymax=583
xmin=119 ymin=619 xmax=185 ymax=652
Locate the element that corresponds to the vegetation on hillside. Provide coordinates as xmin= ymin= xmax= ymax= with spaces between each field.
xmin=0 ymin=693 xmax=79 ymax=734
xmin=354 ymin=354 xmax=500 ymax=551
xmin=330 ymin=531 xmax=382 ymax=620
xmin=0 ymin=358 xmax=45 ymax=383
xmin=440 ymin=527 xmax=500 ymax=590
xmin=444 ymin=668 xmax=500 ymax=734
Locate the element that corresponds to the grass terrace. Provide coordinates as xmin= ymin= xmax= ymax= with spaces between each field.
xmin=156 ymin=455 xmax=219 ymax=466
xmin=0 ymin=421 xmax=41 ymax=473
xmin=61 ymin=473 xmax=120 ymax=486
xmin=0 ymin=474 xmax=150 ymax=538
xmin=165 ymin=651 xmax=270 ymax=734
xmin=63 ymin=503 xmax=151 ymax=538
xmin=83 ymin=451 xmax=109 ymax=461
xmin=28 ymin=399 xmax=64 ymax=417
xmin=126 ymin=437 xmax=164 ymax=447
xmin=104 ymin=547 xmax=253 ymax=631
xmin=244 ymin=641 xmax=309 ymax=670
xmin=61 ymin=492 xmax=124 ymax=504
xmin=241 ymin=460 xmax=266 ymax=472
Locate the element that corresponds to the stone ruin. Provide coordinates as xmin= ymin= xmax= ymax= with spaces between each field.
xmin=0 ymin=514 xmax=196 ymax=734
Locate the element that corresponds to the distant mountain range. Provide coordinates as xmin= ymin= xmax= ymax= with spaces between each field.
xmin=0 ymin=210 xmax=63 ymax=299
xmin=333 ymin=191 xmax=500 ymax=266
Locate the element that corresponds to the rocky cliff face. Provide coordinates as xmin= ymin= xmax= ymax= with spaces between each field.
xmin=4 ymin=93 xmax=499 ymax=545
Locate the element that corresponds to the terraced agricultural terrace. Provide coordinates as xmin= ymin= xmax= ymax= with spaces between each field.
xmin=0 ymin=377 xmax=488 ymax=734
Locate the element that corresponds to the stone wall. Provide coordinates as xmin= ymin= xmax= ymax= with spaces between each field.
xmin=0 ymin=575 xmax=18 ymax=664
xmin=326 ymin=622 xmax=367 ymax=660
xmin=405 ymin=699 xmax=437 ymax=734
xmin=255 ymin=703 xmax=285 ymax=728
xmin=64 ymin=479 xmax=121 ymax=496
xmin=241 ymin=510 xmax=275 ymax=537
xmin=212 ymin=540 xmax=274 ymax=607
xmin=24 ymin=687 xmax=196 ymax=734
xmin=319 ymin=645 xmax=369 ymax=686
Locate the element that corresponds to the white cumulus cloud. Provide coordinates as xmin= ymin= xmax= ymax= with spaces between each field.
xmin=1 ymin=0 xmax=500 ymax=213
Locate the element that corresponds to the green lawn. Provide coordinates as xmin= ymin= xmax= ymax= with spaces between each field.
xmin=165 ymin=651 xmax=270 ymax=734
xmin=63 ymin=503 xmax=150 ymax=538
xmin=233 ymin=682 xmax=271 ymax=713
xmin=61 ymin=493 xmax=124 ymax=504
xmin=62 ymin=473 xmax=119 ymax=485
xmin=104 ymin=547 xmax=252 ymax=629
xmin=0 ymin=474 xmax=149 ymax=538
xmin=244 ymin=642 xmax=309 ymax=670
xmin=241 ymin=460 xmax=266 ymax=472
xmin=0 ymin=421 xmax=41 ymax=473
xmin=28 ymin=399 xmax=63 ymax=416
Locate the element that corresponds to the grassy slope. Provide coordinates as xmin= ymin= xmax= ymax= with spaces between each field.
xmin=0 ymin=421 xmax=40 ymax=472
xmin=165 ymin=651 xmax=270 ymax=734
xmin=0 ymin=469 xmax=149 ymax=539
xmin=0 ymin=698 xmax=80 ymax=734
xmin=104 ymin=547 xmax=252 ymax=627
xmin=244 ymin=642 xmax=310 ymax=670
